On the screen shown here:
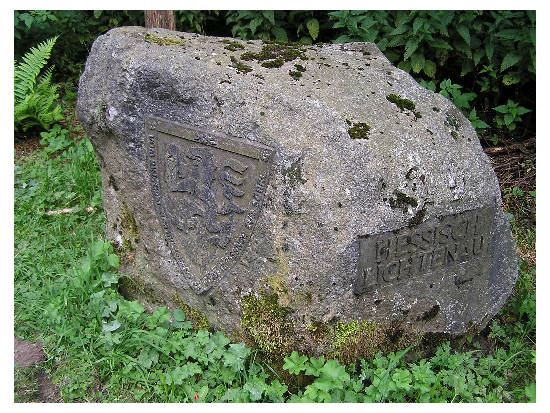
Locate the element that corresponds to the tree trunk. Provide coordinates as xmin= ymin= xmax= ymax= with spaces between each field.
xmin=144 ymin=10 xmax=176 ymax=31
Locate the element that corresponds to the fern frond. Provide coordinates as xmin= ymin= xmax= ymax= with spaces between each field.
xmin=14 ymin=36 xmax=58 ymax=104
xmin=37 ymin=65 xmax=55 ymax=87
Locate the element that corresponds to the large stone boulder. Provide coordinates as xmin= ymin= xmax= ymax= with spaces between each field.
xmin=77 ymin=27 xmax=518 ymax=362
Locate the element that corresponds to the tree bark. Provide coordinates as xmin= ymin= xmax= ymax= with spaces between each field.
xmin=144 ymin=10 xmax=176 ymax=31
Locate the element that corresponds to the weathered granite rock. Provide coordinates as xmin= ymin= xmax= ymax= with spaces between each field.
xmin=77 ymin=27 xmax=518 ymax=360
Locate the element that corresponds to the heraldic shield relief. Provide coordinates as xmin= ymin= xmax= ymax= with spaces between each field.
xmin=145 ymin=117 xmax=275 ymax=294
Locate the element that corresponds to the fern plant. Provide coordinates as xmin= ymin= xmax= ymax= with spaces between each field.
xmin=14 ymin=36 xmax=63 ymax=132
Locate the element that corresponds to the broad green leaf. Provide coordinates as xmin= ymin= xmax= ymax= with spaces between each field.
xmin=271 ymin=27 xmax=288 ymax=42
xmin=102 ymin=319 xmax=121 ymax=333
xmin=423 ymin=60 xmax=436 ymax=78
xmin=453 ymin=39 xmax=472 ymax=59
xmin=138 ymin=348 xmax=159 ymax=369
xmin=306 ymin=18 xmax=320 ymax=41
xmin=265 ymin=379 xmax=288 ymax=402
xmin=173 ymin=309 xmax=186 ymax=322
xmin=249 ymin=17 xmax=263 ymax=34
xmin=93 ymin=10 xmax=102 ymax=19
xmin=304 ymin=356 xmax=325 ymax=377
xmin=501 ymin=53 xmax=521 ymax=72
xmin=494 ymin=105 xmax=508 ymax=114
xmin=101 ymin=272 xmax=118 ymax=287
xmin=397 ymin=60 xmax=411 ymax=72
xmin=496 ymin=29 xmax=522 ymax=40
xmin=243 ymin=377 xmax=266 ymax=401
xmin=283 ymin=351 xmax=309 ymax=375
xmin=516 ymin=106 xmax=531 ymax=115
xmin=320 ymin=359 xmax=350 ymax=385
xmin=390 ymin=24 xmax=410 ymax=36
xmin=412 ymin=17 xmax=425 ymax=35
xmin=223 ymin=343 xmax=251 ymax=372
xmin=403 ymin=38 xmax=420 ymax=60
xmin=333 ymin=34 xmax=352 ymax=44
xmin=376 ymin=37 xmax=388 ymax=51
xmin=107 ymin=253 xmax=119 ymax=269
xmin=262 ymin=11 xmax=275 ymax=26
xmin=473 ymin=49 xmax=484 ymax=66
xmin=391 ymin=369 xmax=412 ymax=391
xmin=461 ymin=60 xmax=473 ymax=76
xmin=485 ymin=42 xmax=494 ymax=63
xmin=502 ymin=72 xmax=521 ymax=86
xmin=456 ymin=24 xmax=470 ymax=45
xmin=504 ymin=113 xmax=514 ymax=125
xmin=429 ymin=38 xmax=452 ymax=50
xmin=525 ymin=382 xmax=536 ymax=402
xmin=410 ymin=53 xmax=425 ymax=73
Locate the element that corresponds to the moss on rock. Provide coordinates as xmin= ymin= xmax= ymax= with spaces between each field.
xmin=240 ymin=292 xmax=294 ymax=359
xmin=172 ymin=291 xmax=211 ymax=331
xmin=144 ymin=33 xmax=184 ymax=46
xmin=348 ymin=122 xmax=371 ymax=139
xmin=386 ymin=93 xmax=416 ymax=111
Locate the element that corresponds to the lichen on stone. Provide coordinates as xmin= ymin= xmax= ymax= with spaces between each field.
xmin=409 ymin=205 xmax=427 ymax=228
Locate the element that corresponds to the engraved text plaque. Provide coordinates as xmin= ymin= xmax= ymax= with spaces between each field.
xmin=354 ymin=207 xmax=495 ymax=295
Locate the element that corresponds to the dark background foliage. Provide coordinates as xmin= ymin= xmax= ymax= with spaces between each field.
xmin=14 ymin=9 xmax=535 ymax=142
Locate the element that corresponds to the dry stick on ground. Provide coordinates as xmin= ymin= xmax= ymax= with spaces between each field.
xmin=45 ymin=207 xmax=95 ymax=215
xmin=484 ymin=138 xmax=536 ymax=155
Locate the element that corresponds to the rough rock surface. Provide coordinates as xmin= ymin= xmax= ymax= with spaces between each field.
xmin=77 ymin=27 xmax=517 ymax=358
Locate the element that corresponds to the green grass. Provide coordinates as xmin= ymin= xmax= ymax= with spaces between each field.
xmin=14 ymin=106 xmax=535 ymax=402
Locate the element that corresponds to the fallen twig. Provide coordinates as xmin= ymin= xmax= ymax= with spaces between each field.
xmin=484 ymin=138 xmax=536 ymax=155
xmin=45 ymin=206 xmax=95 ymax=215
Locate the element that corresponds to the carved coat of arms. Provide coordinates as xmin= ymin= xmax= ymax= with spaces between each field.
xmin=145 ymin=117 xmax=274 ymax=293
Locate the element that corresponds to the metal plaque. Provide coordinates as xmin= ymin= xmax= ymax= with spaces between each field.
xmin=354 ymin=206 xmax=495 ymax=295
xmin=146 ymin=116 xmax=275 ymax=294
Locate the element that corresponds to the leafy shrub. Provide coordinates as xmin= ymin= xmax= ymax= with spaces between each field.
xmin=328 ymin=10 xmax=535 ymax=137
xmin=494 ymin=99 xmax=531 ymax=131
xmin=15 ymin=10 xmax=144 ymax=79
xmin=14 ymin=36 xmax=63 ymax=132
xmin=225 ymin=10 xmax=326 ymax=44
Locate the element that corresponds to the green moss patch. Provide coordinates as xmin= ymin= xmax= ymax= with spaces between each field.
xmin=229 ymin=56 xmax=252 ymax=74
xmin=240 ymin=43 xmax=307 ymax=69
xmin=389 ymin=191 xmax=418 ymax=211
xmin=348 ymin=122 xmax=371 ymax=139
xmin=144 ymin=33 xmax=184 ymax=46
xmin=220 ymin=39 xmax=245 ymax=51
xmin=240 ymin=292 xmax=294 ymax=359
xmin=386 ymin=93 xmax=416 ymax=111
xmin=172 ymin=291 xmax=210 ymax=331
xmin=409 ymin=205 xmax=427 ymax=228
xmin=289 ymin=70 xmax=303 ymax=80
